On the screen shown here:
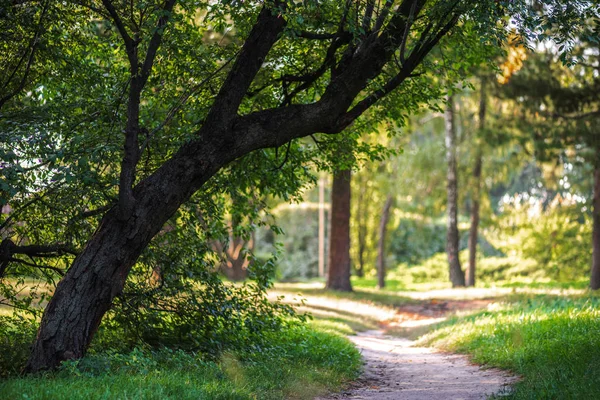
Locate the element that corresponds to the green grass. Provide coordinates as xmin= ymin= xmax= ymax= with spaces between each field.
xmin=419 ymin=294 xmax=600 ymax=399
xmin=0 ymin=324 xmax=360 ymax=400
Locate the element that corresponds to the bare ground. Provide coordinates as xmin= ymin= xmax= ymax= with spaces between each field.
xmin=318 ymin=330 xmax=517 ymax=400
xmin=271 ymin=287 xmax=520 ymax=400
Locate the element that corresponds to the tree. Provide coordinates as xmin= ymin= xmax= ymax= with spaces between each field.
xmin=0 ymin=0 xmax=592 ymax=372
xmin=445 ymin=95 xmax=466 ymax=286
xmin=326 ymin=168 xmax=352 ymax=291
xmin=502 ymin=33 xmax=600 ymax=288
xmin=466 ymin=77 xmax=487 ymax=287
xmin=376 ymin=195 xmax=394 ymax=289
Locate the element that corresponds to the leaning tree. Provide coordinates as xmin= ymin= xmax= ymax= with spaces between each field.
xmin=0 ymin=0 xmax=594 ymax=372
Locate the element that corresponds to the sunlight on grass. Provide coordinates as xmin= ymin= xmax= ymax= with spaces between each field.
xmin=419 ymin=295 xmax=600 ymax=399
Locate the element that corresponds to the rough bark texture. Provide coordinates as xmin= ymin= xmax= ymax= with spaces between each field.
xmin=326 ymin=169 xmax=352 ymax=292
xmin=376 ymin=195 xmax=393 ymax=289
xmin=24 ymin=0 xmax=461 ymax=372
xmin=445 ymin=95 xmax=465 ymax=287
xmin=467 ymin=78 xmax=486 ymax=287
xmin=591 ymin=165 xmax=600 ymax=290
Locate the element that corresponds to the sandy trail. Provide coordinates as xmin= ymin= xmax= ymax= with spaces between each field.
xmin=269 ymin=288 xmax=522 ymax=400
xmin=318 ymin=330 xmax=516 ymax=400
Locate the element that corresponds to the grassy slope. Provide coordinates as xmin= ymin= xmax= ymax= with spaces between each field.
xmin=418 ymin=294 xmax=600 ymax=399
xmin=0 ymin=324 xmax=360 ymax=400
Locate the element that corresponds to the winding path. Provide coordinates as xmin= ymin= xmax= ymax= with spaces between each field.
xmin=320 ymin=330 xmax=516 ymax=400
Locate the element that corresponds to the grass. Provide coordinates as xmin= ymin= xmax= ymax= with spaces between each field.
xmin=277 ymin=280 xmax=600 ymax=399
xmin=418 ymin=294 xmax=600 ymax=399
xmin=0 ymin=324 xmax=361 ymax=400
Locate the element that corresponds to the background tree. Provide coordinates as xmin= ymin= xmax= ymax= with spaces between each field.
xmin=502 ymin=39 xmax=600 ymax=288
xmin=445 ymin=94 xmax=466 ymax=286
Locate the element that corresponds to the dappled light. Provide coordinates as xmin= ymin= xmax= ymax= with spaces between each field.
xmin=1 ymin=0 xmax=599 ymax=399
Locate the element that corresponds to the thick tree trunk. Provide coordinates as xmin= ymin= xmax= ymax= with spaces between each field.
xmin=591 ymin=165 xmax=600 ymax=290
xmin=467 ymin=78 xmax=486 ymax=287
xmin=445 ymin=95 xmax=465 ymax=287
xmin=326 ymin=169 xmax=352 ymax=292
xmin=376 ymin=195 xmax=393 ymax=289
xmin=25 ymin=139 xmax=225 ymax=372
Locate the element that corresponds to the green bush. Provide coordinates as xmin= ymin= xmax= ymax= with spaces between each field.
xmin=0 ymin=315 xmax=38 ymax=377
xmin=520 ymin=206 xmax=592 ymax=282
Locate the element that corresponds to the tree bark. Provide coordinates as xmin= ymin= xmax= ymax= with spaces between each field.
xmin=591 ymin=164 xmax=600 ymax=290
xmin=326 ymin=169 xmax=352 ymax=292
xmin=445 ymin=95 xmax=465 ymax=287
xmin=376 ymin=195 xmax=393 ymax=289
xmin=467 ymin=78 xmax=486 ymax=287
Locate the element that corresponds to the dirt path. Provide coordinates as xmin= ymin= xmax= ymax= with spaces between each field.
xmin=271 ymin=287 xmax=519 ymax=399
xmin=318 ymin=330 xmax=516 ymax=400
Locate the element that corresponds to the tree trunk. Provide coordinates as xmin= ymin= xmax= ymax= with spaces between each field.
xmin=467 ymin=152 xmax=481 ymax=287
xmin=445 ymin=95 xmax=465 ymax=287
xmin=376 ymin=195 xmax=393 ymax=289
xmin=220 ymin=231 xmax=253 ymax=281
xmin=467 ymin=78 xmax=486 ymax=287
xmin=355 ymin=177 xmax=366 ymax=278
xmin=591 ymin=165 xmax=600 ymax=290
xmin=326 ymin=169 xmax=352 ymax=292
xmin=24 ymin=140 xmax=226 ymax=372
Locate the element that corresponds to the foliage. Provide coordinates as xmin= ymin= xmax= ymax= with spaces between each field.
xmin=497 ymin=201 xmax=592 ymax=282
xmin=419 ymin=294 xmax=600 ymax=399
xmin=0 ymin=315 xmax=38 ymax=377
xmin=0 ymin=323 xmax=360 ymax=400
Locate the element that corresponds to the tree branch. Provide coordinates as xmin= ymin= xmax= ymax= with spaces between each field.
xmin=0 ymin=0 xmax=49 ymax=109
xmin=139 ymin=0 xmax=178 ymax=85
xmin=203 ymin=3 xmax=287 ymax=125
xmin=0 ymin=239 xmax=76 ymax=279
xmin=101 ymin=0 xmax=134 ymax=54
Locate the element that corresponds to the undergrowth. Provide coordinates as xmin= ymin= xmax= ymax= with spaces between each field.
xmin=0 ymin=323 xmax=360 ymax=400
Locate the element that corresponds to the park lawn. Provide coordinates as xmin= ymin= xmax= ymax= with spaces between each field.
xmin=0 ymin=324 xmax=360 ymax=400
xmin=418 ymin=293 xmax=600 ymax=399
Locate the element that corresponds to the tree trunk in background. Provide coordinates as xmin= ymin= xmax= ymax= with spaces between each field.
xmin=355 ymin=178 xmax=366 ymax=278
xmin=467 ymin=78 xmax=486 ymax=287
xmin=318 ymin=177 xmax=326 ymax=277
xmin=591 ymin=164 xmax=600 ymax=290
xmin=445 ymin=95 xmax=465 ymax=287
xmin=327 ymin=169 xmax=352 ymax=292
xmin=219 ymin=230 xmax=253 ymax=281
xmin=376 ymin=195 xmax=393 ymax=289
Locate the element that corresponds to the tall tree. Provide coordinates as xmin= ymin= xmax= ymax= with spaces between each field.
xmin=327 ymin=168 xmax=352 ymax=291
xmin=467 ymin=77 xmax=487 ymax=287
xmin=445 ymin=95 xmax=466 ymax=287
xmin=376 ymin=195 xmax=393 ymax=289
